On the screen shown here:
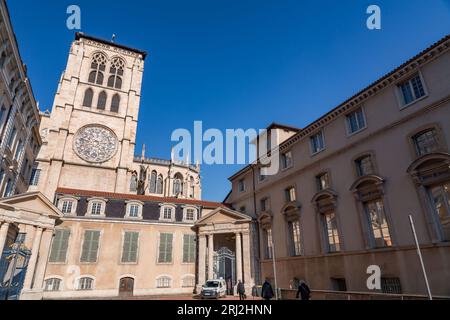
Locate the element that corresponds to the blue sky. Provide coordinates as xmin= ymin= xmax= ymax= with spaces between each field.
xmin=7 ymin=0 xmax=450 ymax=201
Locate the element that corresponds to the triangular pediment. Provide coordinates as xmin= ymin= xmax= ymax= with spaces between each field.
xmin=0 ymin=192 xmax=62 ymax=219
xmin=195 ymin=207 xmax=252 ymax=226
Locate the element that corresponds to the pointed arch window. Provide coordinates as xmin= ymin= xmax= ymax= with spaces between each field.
xmin=149 ymin=171 xmax=157 ymax=194
xmin=108 ymin=57 xmax=125 ymax=89
xmin=189 ymin=176 xmax=195 ymax=198
xmin=82 ymin=88 xmax=93 ymax=107
xmin=111 ymin=94 xmax=120 ymax=113
xmin=156 ymin=175 xmax=164 ymax=194
xmin=130 ymin=174 xmax=137 ymax=192
xmin=88 ymin=53 xmax=107 ymax=85
xmin=173 ymin=173 xmax=184 ymax=196
xmin=97 ymin=91 xmax=107 ymax=110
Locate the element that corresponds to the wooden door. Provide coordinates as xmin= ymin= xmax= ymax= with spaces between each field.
xmin=119 ymin=277 xmax=134 ymax=297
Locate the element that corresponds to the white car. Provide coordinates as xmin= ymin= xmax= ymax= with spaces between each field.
xmin=200 ymin=279 xmax=227 ymax=299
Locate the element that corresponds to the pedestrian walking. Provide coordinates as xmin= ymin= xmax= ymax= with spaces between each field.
xmin=237 ymin=280 xmax=246 ymax=300
xmin=296 ymin=280 xmax=311 ymax=301
xmin=261 ymin=279 xmax=274 ymax=300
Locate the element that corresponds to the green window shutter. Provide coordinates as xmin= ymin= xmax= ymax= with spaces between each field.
xmin=81 ymin=231 xmax=100 ymax=263
xmin=49 ymin=229 xmax=70 ymax=263
xmin=122 ymin=232 xmax=139 ymax=263
xmin=159 ymin=233 xmax=173 ymax=263
xmin=183 ymin=235 xmax=196 ymax=263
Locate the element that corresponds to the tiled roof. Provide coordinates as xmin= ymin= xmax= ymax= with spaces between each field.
xmin=55 ymin=188 xmax=228 ymax=208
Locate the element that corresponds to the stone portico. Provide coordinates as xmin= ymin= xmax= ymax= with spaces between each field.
xmin=194 ymin=207 xmax=255 ymax=295
xmin=0 ymin=192 xmax=61 ymax=300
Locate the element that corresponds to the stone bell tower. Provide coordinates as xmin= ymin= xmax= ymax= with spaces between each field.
xmin=29 ymin=33 xmax=147 ymax=200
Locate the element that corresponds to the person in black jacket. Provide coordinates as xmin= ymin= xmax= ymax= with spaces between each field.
xmin=296 ymin=280 xmax=311 ymax=300
xmin=261 ymin=279 xmax=274 ymax=300
xmin=237 ymin=280 xmax=246 ymax=300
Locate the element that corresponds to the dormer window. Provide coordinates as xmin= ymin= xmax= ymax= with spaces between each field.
xmin=160 ymin=204 xmax=176 ymax=222
xmin=183 ymin=207 xmax=198 ymax=222
xmin=57 ymin=196 xmax=79 ymax=215
xmin=125 ymin=201 xmax=143 ymax=219
xmin=87 ymin=198 xmax=107 ymax=217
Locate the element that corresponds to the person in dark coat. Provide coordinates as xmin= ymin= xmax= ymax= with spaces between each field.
xmin=296 ymin=280 xmax=311 ymax=300
xmin=237 ymin=280 xmax=246 ymax=300
xmin=261 ymin=279 xmax=274 ymax=300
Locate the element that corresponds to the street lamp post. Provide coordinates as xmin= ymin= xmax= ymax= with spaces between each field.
xmin=271 ymin=237 xmax=279 ymax=300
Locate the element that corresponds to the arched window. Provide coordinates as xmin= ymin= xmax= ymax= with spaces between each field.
xmin=149 ymin=171 xmax=157 ymax=193
xmin=173 ymin=173 xmax=183 ymax=196
xmin=156 ymin=175 xmax=164 ymax=194
xmin=156 ymin=276 xmax=171 ymax=288
xmin=130 ymin=174 xmax=137 ymax=192
xmin=111 ymin=94 xmax=120 ymax=113
xmin=88 ymin=52 xmax=107 ymax=85
xmin=107 ymin=57 xmax=125 ymax=89
xmin=44 ymin=278 xmax=62 ymax=292
xmin=78 ymin=277 xmax=94 ymax=290
xmin=82 ymin=88 xmax=93 ymax=107
xmin=97 ymin=91 xmax=107 ymax=110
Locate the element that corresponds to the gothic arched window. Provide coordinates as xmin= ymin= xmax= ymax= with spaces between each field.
xmin=130 ymin=174 xmax=137 ymax=192
xmin=107 ymin=57 xmax=125 ymax=90
xmin=173 ymin=173 xmax=184 ymax=196
xmin=97 ymin=91 xmax=107 ymax=110
xmin=88 ymin=52 xmax=107 ymax=85
xmin=82 ymin=88 xmax=93 ymax=107
xmin=111 ymin=94 xmax=120 ymax=113
xmin=149 ymin=171 xmax=157 ymax=193
xmin=189 ymin=176 xmax=195 ymax=198
xmin=156 ymin=175 xmax=164 ymax=194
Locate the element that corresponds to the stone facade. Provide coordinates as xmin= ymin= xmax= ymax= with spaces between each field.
xmin=226 ymin=34 xmax=450 ymax=297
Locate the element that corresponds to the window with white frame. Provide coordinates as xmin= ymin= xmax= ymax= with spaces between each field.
xmin=58 ymin=198 xmax=77 ymax=215
xmin=29 ymin=168 xmax=41 ymax=186
xmin=87 ymin=198 xmax=107 ymax=216
xmin=78 ymin=277 xmax=94 ymax=290
xmin=126 ymin=201 xmax=143 ymax=219
xmin=160 ymin=205 xmax=175 ymax=221
xmin=156 ymin=276 xmax=171 ymax=288
xmin=44 ymin=278 xmax=61 ymax=292
xmin=310 ymin=131 xmax=325 ymax=154
xmin=346 ymin=108 xmax=366 ymax=134
xmin=183 ymin=207 xmax=197 ymax=222
xmin=281 ymin=151 xmax=293 ymax=169
xmin=398 ymin=73 xmax=426 ymax=106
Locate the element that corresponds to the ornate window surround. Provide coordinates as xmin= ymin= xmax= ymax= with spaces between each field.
xmin=125 ymin=200 xmax=144 ymax=219
xmin=351 ymin=151 xmax=379 ymax=179
xmin=57 ymin=195 xmax=80 ymax=215
xmin=350 ymin=175 xmax=396 ymax=249
xmin=159 ymin=203 xmax=177 ymax=222
xmin=182 ymin=205 xmax=198 ymax=223
xmin=282 ymin=203 xmax=304 ymax=256
xmin=86 ymin=197 xmax=108 ymax=217
xmin=407 ymin=123 xmax=448 ymax=160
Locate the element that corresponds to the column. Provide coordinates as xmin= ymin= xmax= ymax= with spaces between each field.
xmin=208 ymin=234 xmax=214 ymax=280
xmin=32 ymin=229 xmax=54 ymax=290
xmin=235 ymin=232 xmax=242 ymax=283
xmin=0 ymin=222 xmax=10 ymax=253
xmin=242 ymin=231 xmax=253 ymax=288
xmin=197 ymin=235 xmax=207 ymax=288
xmin=23 ymin=227 xmax=43 ymax=290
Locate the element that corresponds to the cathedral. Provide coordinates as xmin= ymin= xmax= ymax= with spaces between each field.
xmin=0 ymin=32 xmax=257 ymax=300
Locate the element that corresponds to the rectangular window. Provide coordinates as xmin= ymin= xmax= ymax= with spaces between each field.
xmin=158 ymin=233 xmax=173 ymax=263
xmin=183 ymin=234 xmax=196 ymax=263
xmin=429 ymin=182 xmax=450 ymax=241
xmin=260 ymin=198 xmax=269 ymax=212
xmin=80 ymin=230 xmax=101 ymax=263
xmin=265 ymin=228 xmax=273 ymax=259
xmin=316 ymin=173 xmax=330 ymax=191
xmin=356 ymin=156 xmax=374 ymax=177
xmin=285 ymin=187 xmax=296 ymax=202
xmin=78 ymin=277 xmax=94 ymax=290
xmin=7 ymin=127 xmax=17 ymax=148
xmin=3 ymin=179 xmax=13 ymax=197
xmin=238 ymin=179 xmax=245 ymax=192
xmin=91 ymin=202 xmax=102 ymax=215
xmin=44 ymin=278 xmax=61 ymax=292
xmin=413 ymin=129 xmax=440 ymax=156
xmin=61 ymin=201 xmax=73 ymax=214
xmin=29 ymin=169 xmax=41 ymax=186
xmin=398 ymin=74 xmax=426 ymax=106
xmin=186 ymin=209 xmax=195 ymax=221
xmin=365 ymin=199 xmax=392 ymax=248
xmin=163 ymin=207 xmax=173 ymax=220
xmin=157 ymin=277 xmax=171 ymax=288
xmin=121 ymin=231 xmax=139 ymax=263
xmin=331 ymin=278 xmax=347 ymax=292
xmin=281 ymin=151 xmax=293 ymax=169
xmin=49 ymin=229 xmax=70 ymax=263
xmin=129 ymin=204 xmax=139 ymax=218
xmin=323 ymin=212 xmax=340 ymax=253
xmin=310 ymin=131 xmax=325 ymax=154
xmin=289 ymin=220 xmax=302 ymax=256
xmin=346 ymin=108 xmax=366 ymax=134
xmin=14 ymin=139 xmax=24 ymax=160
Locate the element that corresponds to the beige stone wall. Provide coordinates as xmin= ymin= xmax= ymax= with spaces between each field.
xmin=44 ymin=219 xmax=196 ymax=299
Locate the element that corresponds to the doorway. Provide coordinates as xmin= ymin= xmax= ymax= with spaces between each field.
xmin=119 ymin=277 xmax=134 ymax=297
